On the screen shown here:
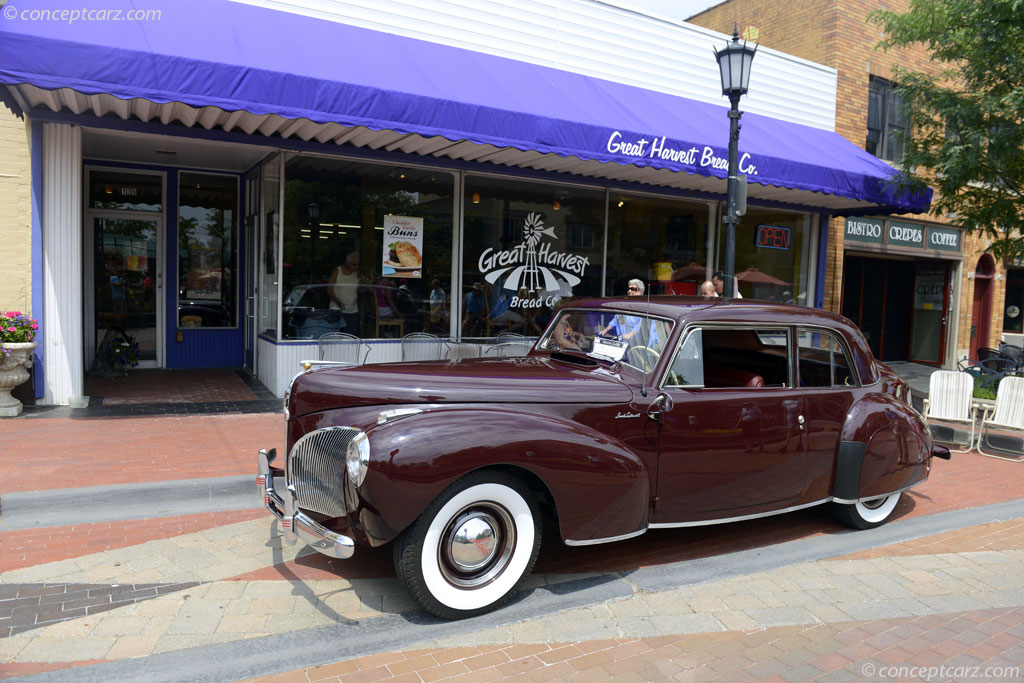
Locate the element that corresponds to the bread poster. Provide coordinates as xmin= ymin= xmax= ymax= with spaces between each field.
xmin=381 ymin=215 xmax=424 ymax=279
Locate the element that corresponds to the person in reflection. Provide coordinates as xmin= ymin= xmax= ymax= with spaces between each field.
xmin=699 ymin=280 xmax=718 ymax=297
xmin=110 ymin=269 xmax=128 ymax=314
xmin=599 ymin=278 xmax=646 ymax=340
xmin=552 ymin=313 xmax=586 ymax=350
xmin=462 ymin=282 xmax=486 ymax=336
xmin=712 ymin=271 xmax=742 ymax=298
xmin=329 ymin=251 xmax=362 ymax=335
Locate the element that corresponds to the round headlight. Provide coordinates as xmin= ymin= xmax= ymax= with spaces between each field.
xmin=346 ymin=432 xmax=370 ymax=487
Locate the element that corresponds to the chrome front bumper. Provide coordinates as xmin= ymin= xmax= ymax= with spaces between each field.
xmin=257 ymin=448 xmax=355 ymax=560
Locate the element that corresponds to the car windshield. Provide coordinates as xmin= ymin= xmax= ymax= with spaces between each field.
xmin=538 ymin=309 xmax=673 ymax=371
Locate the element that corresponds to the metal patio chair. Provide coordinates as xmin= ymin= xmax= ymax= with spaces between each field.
xmin=484 ymin=341 xmax=533 ymax=357
xmin=318 ymin=332 xmax=370 ymax=365
xmin=495 ymin=331 xmax=528 ymax=345
xmin=922 ymin=370 xmax=981 ymax=453
xmin=978 ymin=375 xmax=1024 ymax=461
xmin=401 ymin=332 xmax=448 ymax=362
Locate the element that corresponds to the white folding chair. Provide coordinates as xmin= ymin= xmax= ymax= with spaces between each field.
xmin=401 ymin=332 xmax=448 ymax=361
xmin=978 ymin=375 xmax=1024 ymax=461
xmin=318 ymin=332 xmax=370 ymax=365
xmin=921 ymin=370 xmax=980 ymax=453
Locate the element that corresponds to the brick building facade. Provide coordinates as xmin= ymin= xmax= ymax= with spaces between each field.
xmin=691 ymin=0 xmax=1005 ymax=365
xmin=0 ymin=92 xmax=33 ymax=315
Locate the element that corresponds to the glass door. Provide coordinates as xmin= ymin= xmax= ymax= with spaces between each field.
xmin=88 ymin=213 xmax=164 ymax=369
xmin=909 ymin=262 xmax=950 ymax=365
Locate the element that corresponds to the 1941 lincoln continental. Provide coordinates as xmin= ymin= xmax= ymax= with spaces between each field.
xmin=257 ymin=297 xmax=950 ymax=619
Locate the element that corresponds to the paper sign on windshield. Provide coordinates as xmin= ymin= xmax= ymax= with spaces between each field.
xmin=592 ymin=337 xmax=627 ymax=362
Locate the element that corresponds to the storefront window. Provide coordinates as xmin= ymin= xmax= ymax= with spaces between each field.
xmin=88 ymin=170 xmax=162 ymax=212
xmin=717 ymin=207 xmax=811 ymax=304
xmin=607 ymin=193 xmax=711 ymax=297
xmin=260 ymin=155 xmax=281 ymax=338
xmin=281 ymin=156 xmax=454 ymax=341
xmin=462 ymin=176 xmax=604 ymax=339
xmin=177 ymin=173 xmax=238 ymax=328
xmin=1003 ymin=269 xmax=1024 ymax=333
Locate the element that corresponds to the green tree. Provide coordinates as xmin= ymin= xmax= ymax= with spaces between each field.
xmin=869 ymin=0 xmax=1024 ymax=258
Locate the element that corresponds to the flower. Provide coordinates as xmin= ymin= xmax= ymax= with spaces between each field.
xmin=104 ymin=333 xmax=140 ymax=369
xmin=0 ymin=311 xmax=39 ymax=360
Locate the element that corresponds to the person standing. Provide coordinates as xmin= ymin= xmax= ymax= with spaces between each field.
xmin=329 ymin=251 xmax=362 ymax=335
xmin=110 ymin=270 xmax=127 ymax=313
xmin=712 ymin=271 xmax=742 ymax=298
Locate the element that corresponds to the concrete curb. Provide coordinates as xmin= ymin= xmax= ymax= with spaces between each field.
xmin=0 ymin=476 xmax=257 ymax=530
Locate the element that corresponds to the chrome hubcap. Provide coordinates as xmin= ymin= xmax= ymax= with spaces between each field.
xmin=450 ymin=513 xmax=498 ymax=570
xmin=439 ymin=504 xmax=515 ymax=589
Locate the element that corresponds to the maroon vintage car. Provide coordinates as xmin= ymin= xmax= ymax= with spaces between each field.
xmin=257 ymin=297 xmax=949 ymax=619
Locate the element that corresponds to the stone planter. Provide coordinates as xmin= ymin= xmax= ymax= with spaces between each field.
xmin=0 ymin=341 xmax=38 ymax=417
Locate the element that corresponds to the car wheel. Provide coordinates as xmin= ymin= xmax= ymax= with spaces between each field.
xmin=394 ymin=471 xmax=541 ymax=620
xmin=832 ymin=492 xmax=901 ymax=530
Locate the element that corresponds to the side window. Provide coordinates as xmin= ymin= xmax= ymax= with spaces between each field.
xmin=666 ymin=327 xmax=790 ymax=389
xmin=797 ymin=328 xmax=857 ymax=387
xmin=667 ymin=329 xmax=704 ymax=387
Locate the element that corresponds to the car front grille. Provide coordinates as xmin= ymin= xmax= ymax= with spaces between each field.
xmin=287 ymin=426 xmax=361 ymax=518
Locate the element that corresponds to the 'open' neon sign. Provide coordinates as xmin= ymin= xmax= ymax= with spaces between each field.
xmin=756 ymin=225 xmax=791 ymax=250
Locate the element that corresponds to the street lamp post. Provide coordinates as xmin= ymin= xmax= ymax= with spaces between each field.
xmin=714 ymin=26 xmax=757 ymax=297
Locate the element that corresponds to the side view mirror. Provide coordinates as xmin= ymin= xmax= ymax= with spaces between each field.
xmin=647 ymin=392 xmax=673 ymax=420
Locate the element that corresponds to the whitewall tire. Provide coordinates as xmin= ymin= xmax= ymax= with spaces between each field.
xmin=394 ymin=471 xmax=541 ymax=620
xmin=832 ymin=492 xmax=901 ymax=530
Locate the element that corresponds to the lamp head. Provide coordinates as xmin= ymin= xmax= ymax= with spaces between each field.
xmin=713 ymin=24 xmax=757 ymax=97
xmin=307 ymin=202 xmax=320 ymax=220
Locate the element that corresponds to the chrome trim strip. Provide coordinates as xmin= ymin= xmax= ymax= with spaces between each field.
xmin=378 ymin=407 xmax=424 ymax=425
xmin=831 ymin=482 xmax=921 ymax=505
xmin=649 ymin=498 xmax=830 ymax=529
xmin=565 ymin=528 xmax=647 ymax=546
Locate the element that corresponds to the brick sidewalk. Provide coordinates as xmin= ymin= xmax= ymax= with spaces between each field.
xmin=0 ymin=413 xmax=282 ymax=493
xmin=247 ymin=607 xmax=1024 ymax=683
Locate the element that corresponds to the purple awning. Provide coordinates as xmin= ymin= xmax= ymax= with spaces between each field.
xmin=0 ymin=0 xmax=931 ymax=214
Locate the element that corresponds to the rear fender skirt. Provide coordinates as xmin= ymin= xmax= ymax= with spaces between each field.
xmin=833 ymin=441 xmax=867 ymax=501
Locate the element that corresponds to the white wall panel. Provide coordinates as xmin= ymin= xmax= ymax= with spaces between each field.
xmin=233 ymin=0 xmax=837 ymax=130
xmin=41 ymin=123 xmax=84 ymax=405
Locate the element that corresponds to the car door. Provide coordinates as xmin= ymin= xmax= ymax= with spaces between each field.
xmin=795 ymin=326 xmax=861 ymax=501
xmin=652 ymin=326 xmax=808 ymax=521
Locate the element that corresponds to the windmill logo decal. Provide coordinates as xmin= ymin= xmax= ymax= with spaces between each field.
xmin=478 ymin=212 xmax=589 ymax=306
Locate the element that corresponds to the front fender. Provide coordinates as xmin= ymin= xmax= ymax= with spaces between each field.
xmin=835 ymin=393 xmax=932 ymax=501
xmin=356 ymin=405 xmax=650 ymax=546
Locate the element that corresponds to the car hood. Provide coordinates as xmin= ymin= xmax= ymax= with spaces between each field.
xmin=288 ymin=355 xmax=634 ymax=417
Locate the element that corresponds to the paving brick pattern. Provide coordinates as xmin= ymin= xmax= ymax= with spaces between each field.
xmin=242 ymin=607 xmax=1024 ymax=683
xmin=84 ymin=369 xmax=261 ymax=405
xmin=0 ymin=509 xmax=266 ymax=573
xmin=836 ymin=517 xmax=1024 ymax=561
xmin=0 ymin=581 xmax=200 ymax=637
xmin=0 ymin=413 xmax=282 ymax=493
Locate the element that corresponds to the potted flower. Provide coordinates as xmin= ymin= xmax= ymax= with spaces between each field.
xmin=106 ymin=332 xmax=140 ymax=371
xmin=0 ymin=311 xmax=39 ymax=417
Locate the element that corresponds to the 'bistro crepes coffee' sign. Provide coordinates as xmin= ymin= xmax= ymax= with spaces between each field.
xmin=844 ymin=218 xmax=961 ymax=254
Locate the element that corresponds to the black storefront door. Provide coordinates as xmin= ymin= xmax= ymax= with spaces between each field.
xmin=842 ymin=255 xmax=913 ymax=362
